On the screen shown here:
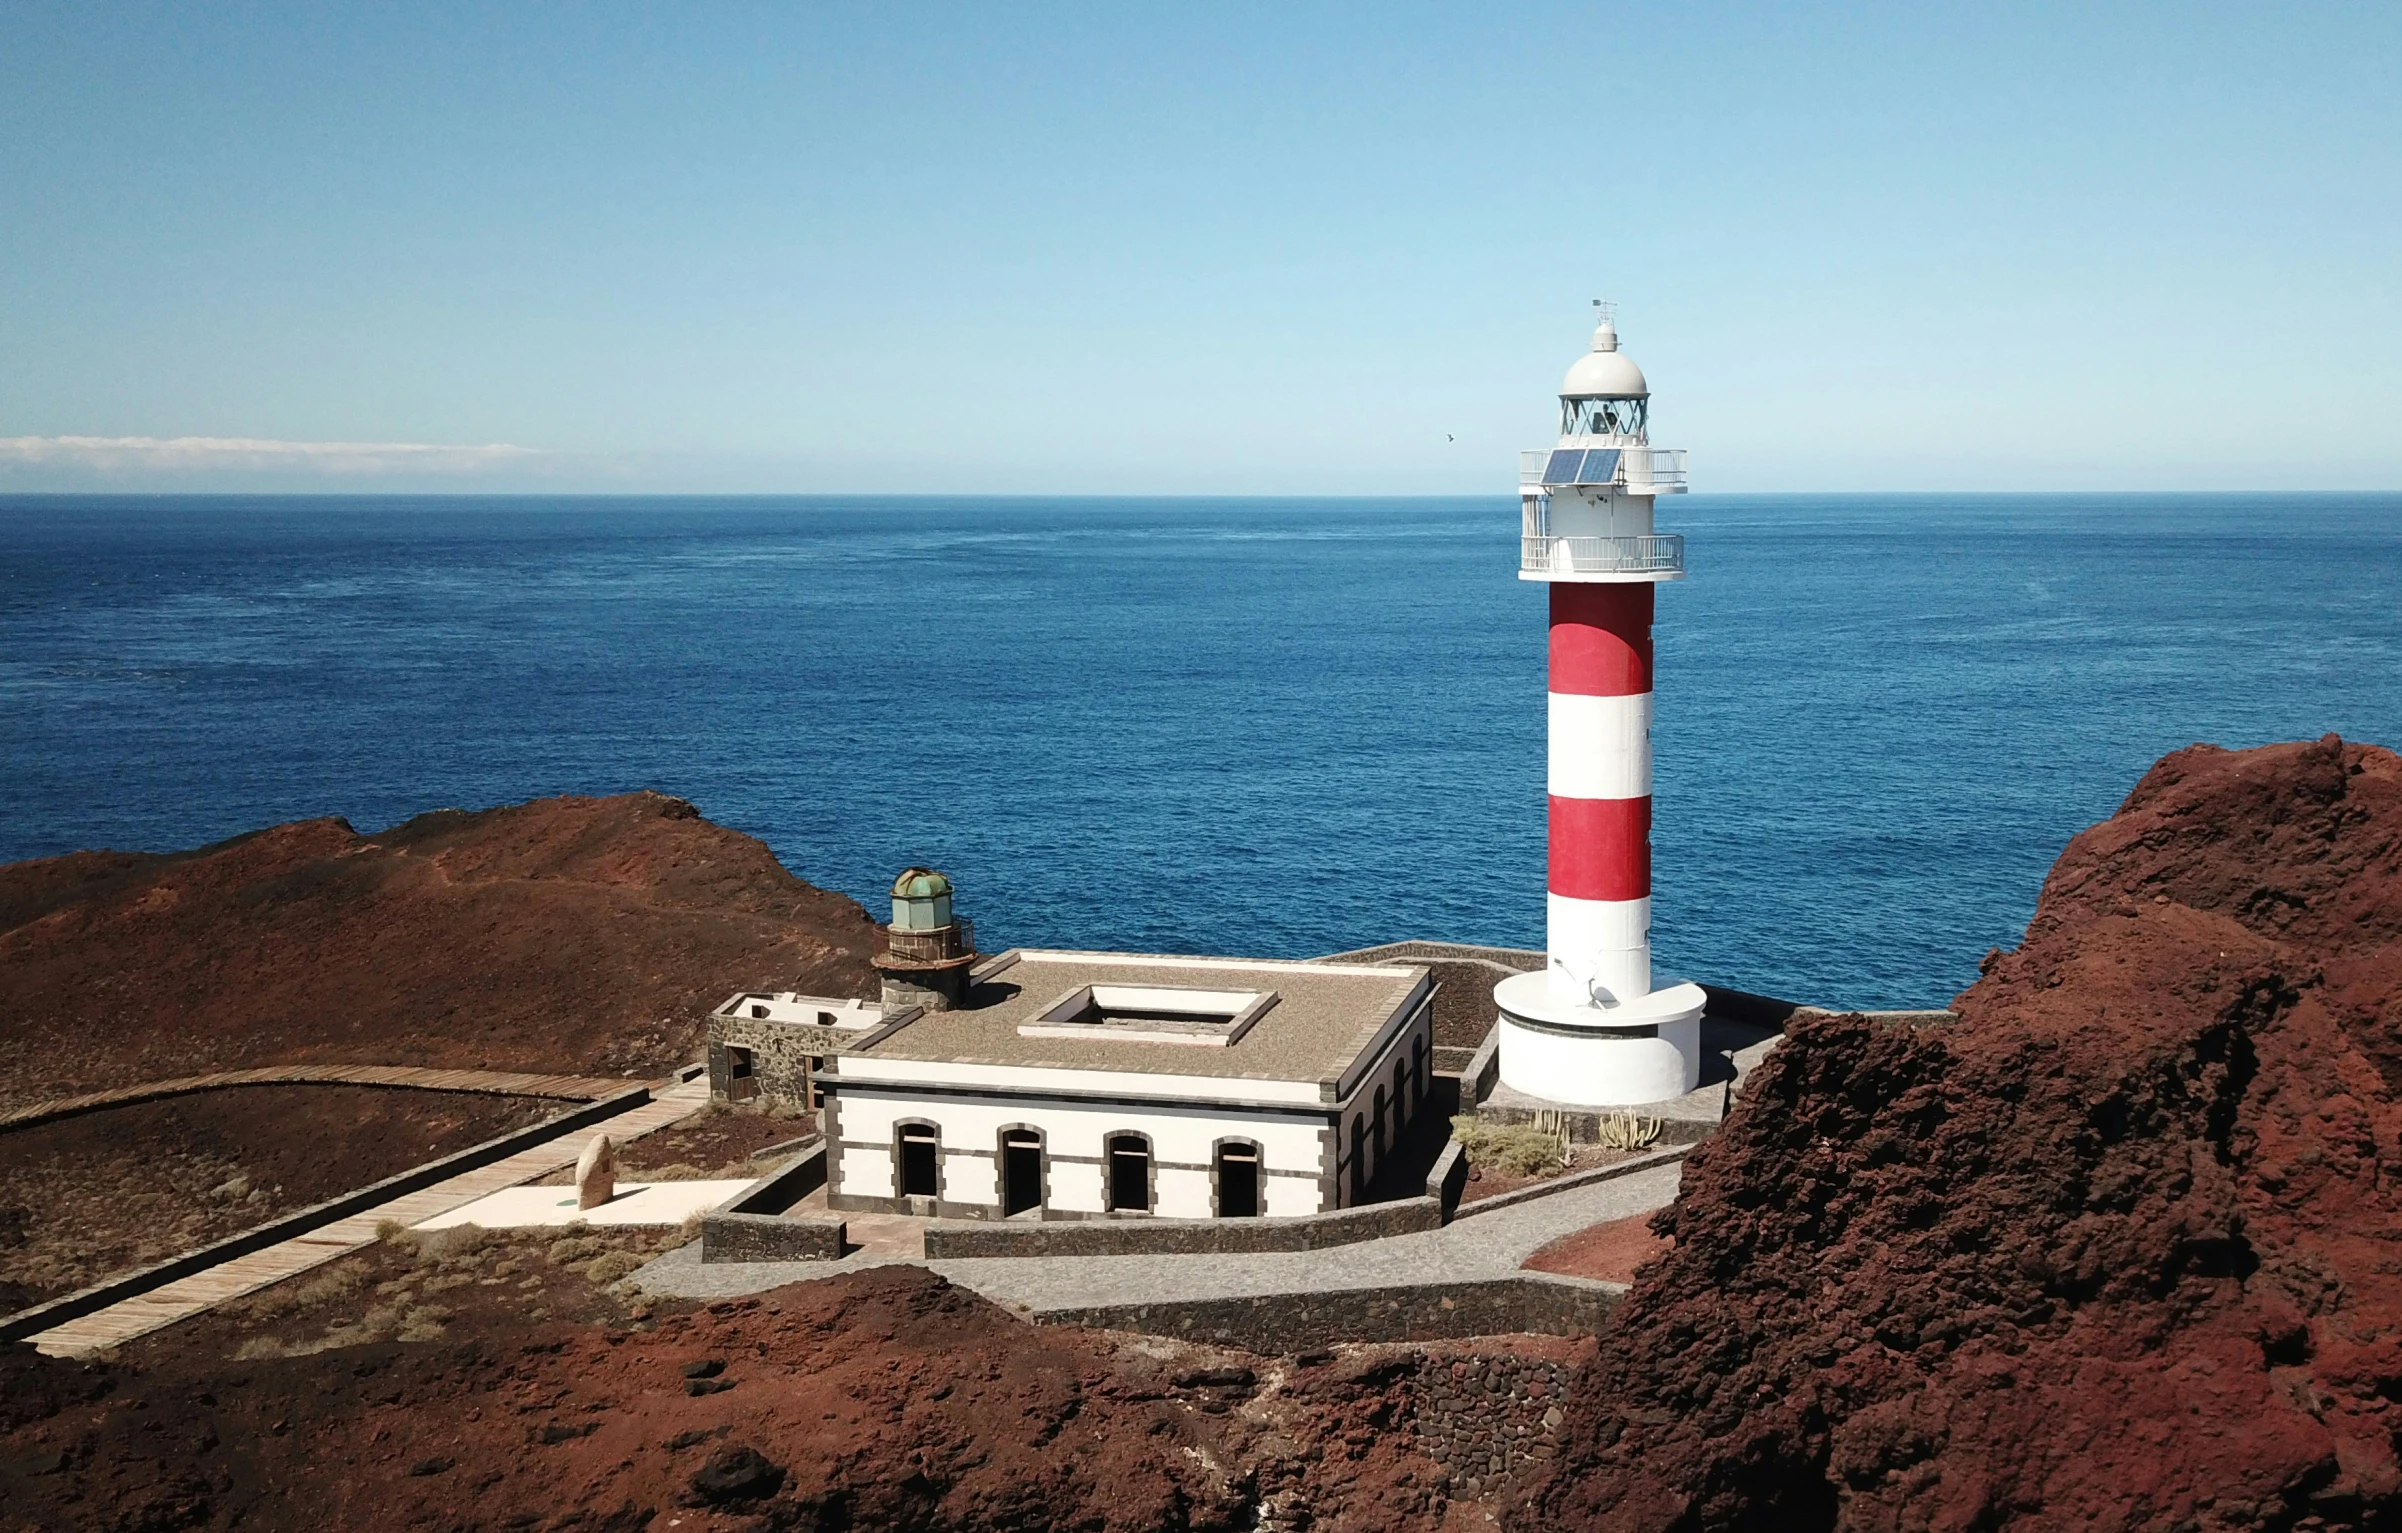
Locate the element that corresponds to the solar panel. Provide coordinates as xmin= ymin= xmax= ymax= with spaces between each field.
xmin=1579 ymin=449 xmax=1621 ymax=483
xmin=1543 ymin=449 xmax=1583 ymax=485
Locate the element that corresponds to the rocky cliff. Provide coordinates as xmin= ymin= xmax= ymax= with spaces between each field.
xmin=0 ymin=793 xmax=880 ymax=1103
xmin=1539 ymin=735 xmax=2402 ymax=1529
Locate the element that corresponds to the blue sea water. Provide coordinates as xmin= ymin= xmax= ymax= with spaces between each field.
xmin=3 ymin=493 xmax=2398 ymax=1009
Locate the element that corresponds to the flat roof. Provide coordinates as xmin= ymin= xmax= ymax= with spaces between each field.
xmin=840 ymin=949 xmax=1430 ymax=1090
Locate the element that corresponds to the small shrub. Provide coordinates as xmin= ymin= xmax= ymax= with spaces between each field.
xmin=1449 ymin=1115 xmax=1566 ymax=1178
xmin=408 ymin=1224 xmax=491 ymax=1265
xmin=547 ymin=1235 xmax=608 ymax=1266
xmin=582 ymin=1250 xmax=644 ymax=1287
xmin=395 ymin=1304 xmax=453 ymax=1342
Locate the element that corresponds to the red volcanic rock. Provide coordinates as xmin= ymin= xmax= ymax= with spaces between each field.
xmin=0 ymin=1266 xmax=1464 ymax=1533
xmin=0 ymin=793 xmax=880 ymax=1102
xmin=1537 ymin=736 xmax=2402 ymax=1529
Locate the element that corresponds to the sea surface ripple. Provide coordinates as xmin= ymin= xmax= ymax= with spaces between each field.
xmin=4 ymin=492 xmax=2398 ymax=1008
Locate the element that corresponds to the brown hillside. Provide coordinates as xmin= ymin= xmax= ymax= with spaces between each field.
xmin=1535 ymin=735 xmax=2402 ymax=1529
xmin=0 ymin=793 xmax=880 ymax=1105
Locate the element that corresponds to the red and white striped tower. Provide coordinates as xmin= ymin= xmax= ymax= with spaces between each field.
xmin=1493 ymin=305 xmax=1708 ymax=1107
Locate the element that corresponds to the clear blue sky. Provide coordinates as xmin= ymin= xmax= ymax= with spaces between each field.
xmin=3 ymin=3 xmax=2395 ymax=494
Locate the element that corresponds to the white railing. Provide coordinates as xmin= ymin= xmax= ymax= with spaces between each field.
xmin=1520 ymin=534 xmax=1685 ymax=576
xmin=1519 ymin=447 xmax=1689 ymax=493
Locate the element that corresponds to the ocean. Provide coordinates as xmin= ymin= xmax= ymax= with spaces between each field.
xmin=3 ymin=493 xmax=2398 ymax=1009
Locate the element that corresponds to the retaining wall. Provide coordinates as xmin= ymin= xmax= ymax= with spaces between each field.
xmin=922 ymin=1190 xmax=1445 ymax=1258
xmin=1449 ymin=1142 xmax=1690 ymax=1222
xmin=1417 ymin=1350 xmax=1576 ymax=1500
xmin=698 ymin=1146 xmax=845 ymax=1264
xmin=1033 ymin=1272 xmax=1623 ymax=1352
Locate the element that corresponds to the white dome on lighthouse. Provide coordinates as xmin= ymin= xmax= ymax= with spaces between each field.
xmin=1560 ymin=318 xmax=1649 ymax=399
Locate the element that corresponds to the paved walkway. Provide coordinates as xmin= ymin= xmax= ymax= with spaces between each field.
xmin=628 ymin=1159 xmax=1686 ymax=1313
xmin=28 ymin=1076 xmax=711 ymax=1357
xmin=2 ymin=1064 xmax=641 ymax=1132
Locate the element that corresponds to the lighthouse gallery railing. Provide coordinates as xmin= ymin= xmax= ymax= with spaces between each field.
xmin=1520 ymin=534 xmax=1685 ymax=576
xmin=1519 ymin=447 xmax=1688 ymax=493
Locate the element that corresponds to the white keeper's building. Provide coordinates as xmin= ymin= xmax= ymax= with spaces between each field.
xmin=820 ymin=948 xmax=1436 ymax=1221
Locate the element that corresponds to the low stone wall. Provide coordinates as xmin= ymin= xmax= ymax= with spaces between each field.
xmin=922 ymin=1191 xmax=1445 ymax=1258
xmin=719 ymin=1145 xmax=827 ymax=1214
xmin=698 ymin=1146 xmax=844 ymax=1264
xmin=1416 ymin=1350 xmax=1575 ymax=1500
xmin=699 ymin=1209 xmax=844 ymax=1263
xmin=1471 ymin=1098 xmax=1717 ymax=1147
xmin=1462 ymin=1027 xmax=1501 ymax=1106
xmin=1035 ymin=1273 xmax=1623 ymax=1352
xmin=1427 ymin=1137 xmax=1469 ymax=1217
xmin=1451 ymin=1142 xmax=1690 ymax=1222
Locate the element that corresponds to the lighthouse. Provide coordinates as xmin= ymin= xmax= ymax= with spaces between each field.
xmin=1492 ymin=304 xmax=1708 ymax=1108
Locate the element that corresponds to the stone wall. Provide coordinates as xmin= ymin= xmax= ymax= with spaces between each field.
xmin=1470 ymin=1097 xmax=1717 ymax=1147
xmin=1032 ymin=1273 xmax=1623 ymax=1352
xmin=1415 ymin=1349 xmax=1576 ymax=1501
xmin=699 ymin=1209 xmax=844 ymax=1263
xmin=705 ymin=1017 xmax=827 ymax=1108
xmin=1427 ymin=1137 xmax=1469 ymax=1216
xmin=921 ymin=1191 xmax=1445 ymax=1258
xmin=697 ymin=1145 xmax=844 ymax=1264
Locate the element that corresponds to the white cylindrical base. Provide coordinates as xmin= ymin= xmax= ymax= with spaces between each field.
xmin=1491 ymin=970 xmax=1707 ymax=1109
xmin=1547 ymin=892 xmax=1650 ymax=1005
xmin=1496 ymin=1015 xmax=1700 ymax=1108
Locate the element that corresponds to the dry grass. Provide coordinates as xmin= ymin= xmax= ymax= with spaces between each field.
xmin=1450 ymin=1115 xmax=1568 ymax=1177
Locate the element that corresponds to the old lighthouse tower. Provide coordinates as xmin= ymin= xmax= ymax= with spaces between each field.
xmin=1493 ymin=304 xmax=1708 ymax=1107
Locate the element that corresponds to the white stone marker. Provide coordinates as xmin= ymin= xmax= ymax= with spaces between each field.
xmin=575 ymin=1133 xmax=617 ymax=1209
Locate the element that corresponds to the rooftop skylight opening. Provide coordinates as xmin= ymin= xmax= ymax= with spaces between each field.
xmin=1018 ymin=984 xmax=1280 ymax=1047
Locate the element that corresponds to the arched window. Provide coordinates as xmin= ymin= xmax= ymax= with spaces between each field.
xmin=1106 ymin=1132 xmax=1152 ymax=1214
xmin=895 ymin=1122 xmax=940 ymax=1200
xmin=1214 ymin=1140 xmax=1261 ymax=1218
xmin=1393 ymin=1058 xmax=1410 ymax=1122
xmin=999 ymin=1127 xmax=1044 ymax=1216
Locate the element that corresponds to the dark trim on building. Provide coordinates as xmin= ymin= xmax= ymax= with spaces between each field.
xmin=820 ymin=1077 xmax=1341 ymax=1119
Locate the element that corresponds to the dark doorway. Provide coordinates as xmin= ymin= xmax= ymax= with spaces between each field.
xmin=1216 ymin=1142 xmax=1260 ymax=1218
xmin=897 ymin=1125 xmax=939 ymax=1199
xmin=1106 ymin=1134 xmax=1152 ymax=1213
xmin=1001 ymin=1129 xmax=1044 ymax=1216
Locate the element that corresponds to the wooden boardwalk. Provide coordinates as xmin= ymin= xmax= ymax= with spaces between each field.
xmin=27 ymin=1076 xmax=713 ymax=1358
xmin=1 ymin=1064 xmax=641 ymax=1133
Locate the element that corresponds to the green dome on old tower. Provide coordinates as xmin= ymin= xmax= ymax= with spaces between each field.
xmin=890 ymin=867 xmax=955 ymax=931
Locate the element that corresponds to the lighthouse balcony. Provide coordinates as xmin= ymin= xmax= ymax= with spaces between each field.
xmin=1520 ymin=533 xmax=1685 ymax=579
xmin=1520 ymin=447 xmax=1688 ymax=495
xmin=879 ymin=918 xmax=976 ymax=967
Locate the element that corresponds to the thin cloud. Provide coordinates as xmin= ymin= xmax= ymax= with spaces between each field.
xmin=0 ymin=435 xmax=544 ymax=476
